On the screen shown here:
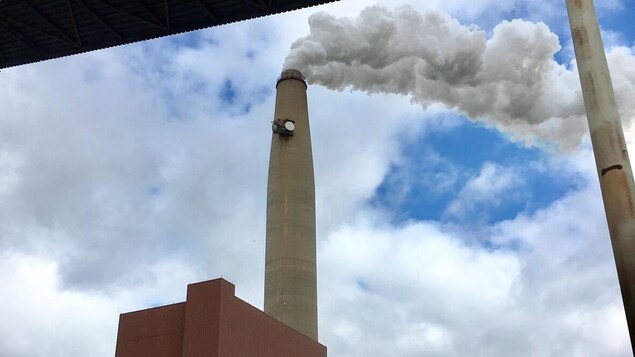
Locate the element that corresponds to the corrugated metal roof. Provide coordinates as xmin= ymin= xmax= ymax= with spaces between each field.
xmin=0 ymin=0 xmax=336 ymax=69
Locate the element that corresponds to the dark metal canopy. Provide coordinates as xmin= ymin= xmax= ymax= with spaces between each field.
xmin=0 ymin=0 xmax=335 ymax=69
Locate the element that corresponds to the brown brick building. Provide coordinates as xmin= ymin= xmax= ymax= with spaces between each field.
xmin=115 ymin=278 xmax=326 ymax=357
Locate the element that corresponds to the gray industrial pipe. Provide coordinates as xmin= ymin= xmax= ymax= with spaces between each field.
xmin=566 ymin=0 xmax=635 ymax=352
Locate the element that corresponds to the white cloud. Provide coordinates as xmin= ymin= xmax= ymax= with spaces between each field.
xmin=0 ymin=251 xmax=203 ymax=357
xmin=0 ymin=253 xmax=118 ymax=357
xmin=0 ymin=150 xmax=21 ymax=195
xmin=444 ymin=162 xmax=524 ymax=220
xmin=317 ymin=151 xmax=629 ymax=356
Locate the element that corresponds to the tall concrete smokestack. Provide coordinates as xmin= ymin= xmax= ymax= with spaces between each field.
xmin=264 ymin=69 xmax=318 ymax=340
xmin=566 ymin=0 xmax=635 ymax=352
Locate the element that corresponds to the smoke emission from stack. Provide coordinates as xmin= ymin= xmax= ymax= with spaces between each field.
xmin=284 ymin=6 xmax=635 ymax=149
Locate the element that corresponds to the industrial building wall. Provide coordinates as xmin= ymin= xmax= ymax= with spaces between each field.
xmin=181 ymin=279 xmax=225 ymax=355
xmin=219 ymin=292 xmax=326 ymax=356
xmin=115 ymin=278 xmax=326 ymax=357
xmin=115 ymin=303 xmax=186 ymax=357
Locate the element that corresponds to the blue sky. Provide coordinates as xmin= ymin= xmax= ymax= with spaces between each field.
xmin=1 ymin=1 xmax=635 ymax=356
xmin=372 ymin=117 xmax=581 ymax=224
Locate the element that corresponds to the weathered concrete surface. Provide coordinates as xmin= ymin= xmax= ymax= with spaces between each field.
xmin=264 ymin=69 xmax=318 ymax=340
xmin=567 ymin=0 xmax=635 ymax=352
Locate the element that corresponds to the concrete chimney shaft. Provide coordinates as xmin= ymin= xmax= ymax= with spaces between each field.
xmin=264 ymin=69 xmax=318 ymax=340
xmin=567 ymin=0 xmax=635 ymax=352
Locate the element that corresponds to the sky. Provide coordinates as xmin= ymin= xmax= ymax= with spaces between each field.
xmin=1 ymin=0 xmax=635 ymax=356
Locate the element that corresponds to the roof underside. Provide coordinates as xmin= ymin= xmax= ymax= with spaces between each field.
xmin=0 ymin=0 xmax=336 ymax=69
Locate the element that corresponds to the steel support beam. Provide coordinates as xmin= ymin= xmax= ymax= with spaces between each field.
xmin=91 ymin=0 xmax=165 ymax=30
xmin=245 ymin=0 xmax=268 ymax=10
xmin=24 ymin=1 xmax=80 ymax=47
xmin=194 ymin=0 xmax=218 ymax=21
xmin=75 ymin=0 xmax=124 ymax=40
xmin=135 ymin=1 xmax=166 ymax=29
xmin=164 ymin=0 xmax=170 ymax=29
xmin=0 ymin=14 xmax=77 ymax=48
xmin=0 ymin=19 xmax=43 ymax=57
xmin=66 ymin=0 xmax=83 ymax=48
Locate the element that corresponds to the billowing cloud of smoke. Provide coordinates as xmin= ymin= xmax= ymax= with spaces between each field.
xmin=284 ymin=6 xmax=635 ymax=149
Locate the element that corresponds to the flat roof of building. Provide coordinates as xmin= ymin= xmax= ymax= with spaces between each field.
xmin=0 ymin=0 xmax=336 ymax=69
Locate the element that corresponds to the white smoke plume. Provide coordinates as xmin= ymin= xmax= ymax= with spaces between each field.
xmin=284 ymin=6 xmax=635 ymax=149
